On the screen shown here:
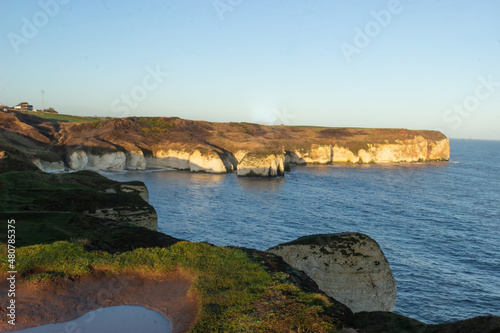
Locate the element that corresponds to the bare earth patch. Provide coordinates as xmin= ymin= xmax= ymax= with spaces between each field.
xmin=0 ymin=271 xmax=199 ymax=333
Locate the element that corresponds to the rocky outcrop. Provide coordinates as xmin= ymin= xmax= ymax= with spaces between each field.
xmin=86 ymin=206 xmax=157 ymax=231
xmin=31 ymin=157 xmax=65 ymax=173
xmin=65 ymin=148 xmax=232 ymax=174
xmin=267 ymin=233 xmax=397 ymax=313
xmin=286 ymin=137 xmax=450 ymax=165
xmin=87 ymin=151 xmax=126 ymax=170
xmin=351 ymin=137 xmax=450 ymax=163
xmin=87 ymin=180 xmax=157 ymax=230
xmin=289 ymin=145 xmax=333 ymax=165
xmin=237 ymin=152 xmax=286 ymax=177
xmin=67 ymin=150 xmax=126 ymax=171
xmin=119 ymin=183 xmax=150 ymax=202
xmin=351 ymin=312 xmax=500 ymax=333
xmin=126 ymin=151 xmax=146 ymax=170
xmin=145 ymin=149 xmax=191 ymax=170
xmin=0 ymin=112 xmax=450 ymax=177
xmin=68 ymin=149 xmax=88 ymax=170
xmin=61 ymin=136 xmax=449 ymax=174
xmin=142 ymin=148 xmax=231 ymax=173
xmin=331 ymin=146 xmax=359 ymax=163
xmin=189 ymin=148 xmax=228 ymax=173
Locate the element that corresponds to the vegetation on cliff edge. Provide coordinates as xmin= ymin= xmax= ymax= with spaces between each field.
xmin=0 ymin=241 xmax=344 ymax=332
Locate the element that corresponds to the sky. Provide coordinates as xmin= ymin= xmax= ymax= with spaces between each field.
xmin=1 ymin=0 xmax=499 ymax=140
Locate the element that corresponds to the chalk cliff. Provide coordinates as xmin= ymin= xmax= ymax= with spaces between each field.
xmin=237 ymin=152 xmax=286 ymax=177
xmin=189 ymin=148 xmax=229 ymax=173
xmin=68 ymin=150 xmax=127 ymax=171
xmin=267 ymin=233 xmax=397 ymax=313
xmin=31 ymin=157 xmax=65 ymax=173
xmin=289 ymin=145 xmax=333 ymax=164
xmin=126 ymin=150 xmax=147 ymax=170
xmin=0 ymin=112 xmax=450 ymax=177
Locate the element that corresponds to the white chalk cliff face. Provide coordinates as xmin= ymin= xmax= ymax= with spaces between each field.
xmin=52 ymin=136 xmax=449 ymax=176
xmin=65 ymin=148 xmax=232 ymax=173
xmin=68 ymin=150 xmax=88 ymax=170
xmin=267 ymin=233 xmax=397 ymax=313
xmin=189 ymin=149 xmax=228 ymax=173
xmin=289 ymin=145 xmax=333 ymax=165
xmin=288 ymin=137 xmax=450 ymax=165
xmin=144 ymin=148 xmax=231 ymax=173
xmin=237 ymin=153 xmax=286 ymax=177
xmin=67 ymin=150 xmax=126 ymax=171
xmin=145 ymin=149 xmax=191 ymax=170
xmin=126 ymin=151 xmax=146 ymax=170
xmin=87 ymin=151 xmax=126 ymax=171
xmin=31 ymin=157 xmax=65 ymax=173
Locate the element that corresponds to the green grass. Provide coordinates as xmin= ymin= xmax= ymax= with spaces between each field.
xmin=134 ymin=117 xmax=176 ymax=133
xmin=0 ymin=169 xmax=166 ymax=252
xmin=14 ymin=111 xmax=100 ymax=123
xmin=0 ymin=170 xmax=151 ymax=212
xmin=0 ymin=212 xmax=83 ymax=246
xmin=0 ymin=241 xmax=341 ymax=332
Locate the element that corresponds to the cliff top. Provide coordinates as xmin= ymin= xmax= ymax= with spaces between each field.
xmin=0 ymin=110 xmax=448 ymax=158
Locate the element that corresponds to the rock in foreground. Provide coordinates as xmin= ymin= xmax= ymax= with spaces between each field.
xmin=267 ymin=233 xmax=397 ymax=313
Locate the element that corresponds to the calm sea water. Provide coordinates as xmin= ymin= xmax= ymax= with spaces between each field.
xmin=106 ymin=139 xmax=500 ymax=324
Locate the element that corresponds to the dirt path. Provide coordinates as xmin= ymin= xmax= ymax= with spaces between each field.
xmin=0 ymin=271 xmax=199 ymax=333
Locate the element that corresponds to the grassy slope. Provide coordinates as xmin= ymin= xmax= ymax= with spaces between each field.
xmin=0 ymin=157 xmax=349 ymax=331
xmin=0 ymin=112 xmax=448 ymax=161
xmin=0 ymin=167 xmax=175 ymax=252
xmin=0 ymin=241 xmax=344 ymax=332
xmin=0 ymin=170 xmax=154 ymax=213
xmin=14 ymin=110 xmax=101 ymax=123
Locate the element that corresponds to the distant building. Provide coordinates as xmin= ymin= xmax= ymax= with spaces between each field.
xmin=4 ymin=102 xmax=58 ymax=114
xmin=13 ymin=102 xmax=33 ymax=111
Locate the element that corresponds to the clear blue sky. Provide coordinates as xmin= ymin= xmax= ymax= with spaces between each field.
xmin=1 ymin=0 xmax=499 ymax=140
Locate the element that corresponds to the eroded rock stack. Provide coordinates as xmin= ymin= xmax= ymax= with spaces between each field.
xmin=267 ymin=232 xmax=397 ymax=313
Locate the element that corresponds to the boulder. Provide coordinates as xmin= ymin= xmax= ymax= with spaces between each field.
xmin=267 ymin=233 xmax=397 ymax=313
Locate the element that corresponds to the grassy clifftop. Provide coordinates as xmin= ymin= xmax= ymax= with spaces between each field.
xmin=0 ymin=110 xmax=448 ymax=161
xmin=0 ymin=241 xmax=347 ymax=332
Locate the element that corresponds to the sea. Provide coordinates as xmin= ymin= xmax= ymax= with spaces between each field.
xmin=105 ymin=139 xmax=500 ymax=324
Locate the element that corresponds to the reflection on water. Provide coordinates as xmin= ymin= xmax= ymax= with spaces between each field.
xmin=14 ymin=306 xmax=170 ymax=333
xmin=236 ymin=176 xmax=285 ymax=191
xmin=105 ymin=140 xmax=500 ymax=324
